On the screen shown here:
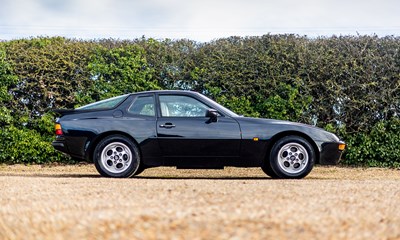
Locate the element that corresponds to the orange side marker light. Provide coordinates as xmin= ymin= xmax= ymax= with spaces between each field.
xmin=338 ymin=143 xmax=346 ymax=151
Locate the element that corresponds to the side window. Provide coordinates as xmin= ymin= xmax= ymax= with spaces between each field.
xmin=128 ymin=96 xmax=155 ymax=117
xmin=159 ymin=95 xmax=209 ymax=117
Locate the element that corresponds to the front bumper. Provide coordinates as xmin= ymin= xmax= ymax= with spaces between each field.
xmin=319 ymin=141 xmax=345 ymax=165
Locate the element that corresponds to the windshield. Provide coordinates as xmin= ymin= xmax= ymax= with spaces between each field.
xmin=198 ymin=94 xmax=240 ymax=117
xmin=76 ymin=94 xmax=129 ymax=110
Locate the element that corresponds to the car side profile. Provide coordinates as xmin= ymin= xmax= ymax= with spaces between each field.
xmin=52 ymin=90 xmax=345 ymax=179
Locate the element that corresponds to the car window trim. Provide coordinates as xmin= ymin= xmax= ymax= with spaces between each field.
xmin=126 ymin=94 xmax=156 ymax=118
xmin=156 ymin=93 xmax=225 ymax=118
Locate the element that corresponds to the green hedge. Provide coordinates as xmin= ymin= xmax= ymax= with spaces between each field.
xmin=0 ymin=125 xmax=65 ymax=164
xmin=0 ymin=36 xmax=399 ymax=166
xmin=343 ymin=119 xmax=400 ymax=167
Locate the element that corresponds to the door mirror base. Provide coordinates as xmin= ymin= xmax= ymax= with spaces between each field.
xmin=206 ymin=109 xmax=218 ymax=122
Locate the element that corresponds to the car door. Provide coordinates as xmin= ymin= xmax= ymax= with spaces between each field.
xmin=124 ymin=94 xmax=162 ymax=164
xmin=156 ymin=94 xmax=241 ymax=158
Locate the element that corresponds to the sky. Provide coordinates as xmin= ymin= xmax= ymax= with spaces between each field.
xmin=0 ymin=0 xmax=399 ymax=42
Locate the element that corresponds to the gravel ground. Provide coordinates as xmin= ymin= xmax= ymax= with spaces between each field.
xmin=1 ymin=164 xmax=400 ymax=240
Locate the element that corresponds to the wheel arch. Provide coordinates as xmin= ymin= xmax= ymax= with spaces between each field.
xmin=265 ymin=131 xmax=320 ymax=164
xmin=86 ymin=131 xmax=141 ymax=163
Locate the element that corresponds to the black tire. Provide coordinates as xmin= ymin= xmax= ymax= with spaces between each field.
xmin=267 ymin=135 xmax=315 ymax=179
xmin=132 ymin=164 xmax=146 ymax=176
xmin=261 ymin=161 xmax=279 ymax=178
xmin=93 ymin=135 xmax=141 ymax=178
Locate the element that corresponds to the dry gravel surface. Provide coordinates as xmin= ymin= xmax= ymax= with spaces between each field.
xmin=1 ymin=164 xmax=400 ymax=240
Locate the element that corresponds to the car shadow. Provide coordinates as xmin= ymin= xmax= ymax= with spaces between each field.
xmin=0 ymin=173 xmax=101 ymax=178
xmin=0 ymin=173 xmax=272 ymax=180
xmin=134 ymin=176 xmax=272 ymax=180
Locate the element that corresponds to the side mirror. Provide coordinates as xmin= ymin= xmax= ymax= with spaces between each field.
xmin=206 ymin=109 xmax=218 ymax=122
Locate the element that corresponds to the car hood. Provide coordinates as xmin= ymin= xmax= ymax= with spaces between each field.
xmin=235 ymin=116 xmax=340 ymax=142
xmin=236 ymin=116 xmax=317 ymax=128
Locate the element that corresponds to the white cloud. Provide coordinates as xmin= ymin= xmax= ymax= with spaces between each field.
xmin=0 ymin=0 xmax=399 ymax=41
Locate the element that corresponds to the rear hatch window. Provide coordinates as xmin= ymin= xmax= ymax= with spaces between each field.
xmin=76 ymin=94 xmax=129 ymax=110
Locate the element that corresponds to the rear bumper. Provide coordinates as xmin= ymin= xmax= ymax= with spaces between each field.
xmin=319 ymin=141 xmax=345 ymax=165
xmin=52 ymin=137 xmax=88 ymax=161
xmin=52 ymin=138 xmax=69 ymax=155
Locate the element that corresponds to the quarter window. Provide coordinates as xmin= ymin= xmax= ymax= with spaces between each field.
xmin=128 ymin=96 xmax=155 ymax=116
xmin=159 ymin=95 xmax=209 ymax=117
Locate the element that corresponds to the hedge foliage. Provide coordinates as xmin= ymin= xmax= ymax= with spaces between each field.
xmin=0 ymin=35 xmax=399 ymax=166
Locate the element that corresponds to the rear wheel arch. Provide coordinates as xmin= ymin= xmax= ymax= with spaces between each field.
xmin=93 ymin=134 xmax=142 ymax=177
xmin=87 ymin=131 xmax=141 ymax=163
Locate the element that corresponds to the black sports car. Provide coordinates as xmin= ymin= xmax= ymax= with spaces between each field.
xmin=52 ymin=90 xmax=345 ymax=179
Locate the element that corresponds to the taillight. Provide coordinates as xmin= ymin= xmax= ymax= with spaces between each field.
xmin=55 ymin=123 xmax=63 ymax=135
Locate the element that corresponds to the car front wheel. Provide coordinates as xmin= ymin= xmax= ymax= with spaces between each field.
xmin=94 ymin=135 xmax=141 ymax=178
xmin=267 ymin=135 xmax=315 ymax=179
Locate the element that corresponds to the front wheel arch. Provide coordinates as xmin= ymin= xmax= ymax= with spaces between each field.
xmin=263 ymin=134 xmax=317 ymax=179
xmin=266 ymin=131 xmax=320 ymax=164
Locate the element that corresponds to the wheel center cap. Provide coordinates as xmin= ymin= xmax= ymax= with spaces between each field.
xmin=290 ymin=156 xmax=296 ymax=161
xmin=114 ymin=155 xmax=120 ymax=160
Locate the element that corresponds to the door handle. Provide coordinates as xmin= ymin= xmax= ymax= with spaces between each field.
xmin=159 ymin=123 xmax=176 ymax=129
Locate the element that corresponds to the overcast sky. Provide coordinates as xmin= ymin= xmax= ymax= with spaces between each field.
xmin=0 ymin=0 xmax=399 ymax=42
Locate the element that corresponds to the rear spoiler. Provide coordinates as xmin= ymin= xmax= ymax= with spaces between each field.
xmin=53 ymin=109 xmax=79 ymax=117
xmin=53 ymin=108 xmax=109 ymax=117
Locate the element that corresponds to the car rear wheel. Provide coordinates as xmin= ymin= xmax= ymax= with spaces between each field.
xmin=94 ymin=135 xmax=141 ymax=178
xmin=132 ymin=164 xmax=146 ymax=176
xmin=267 ymin=135 xmax=315 ymax=179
